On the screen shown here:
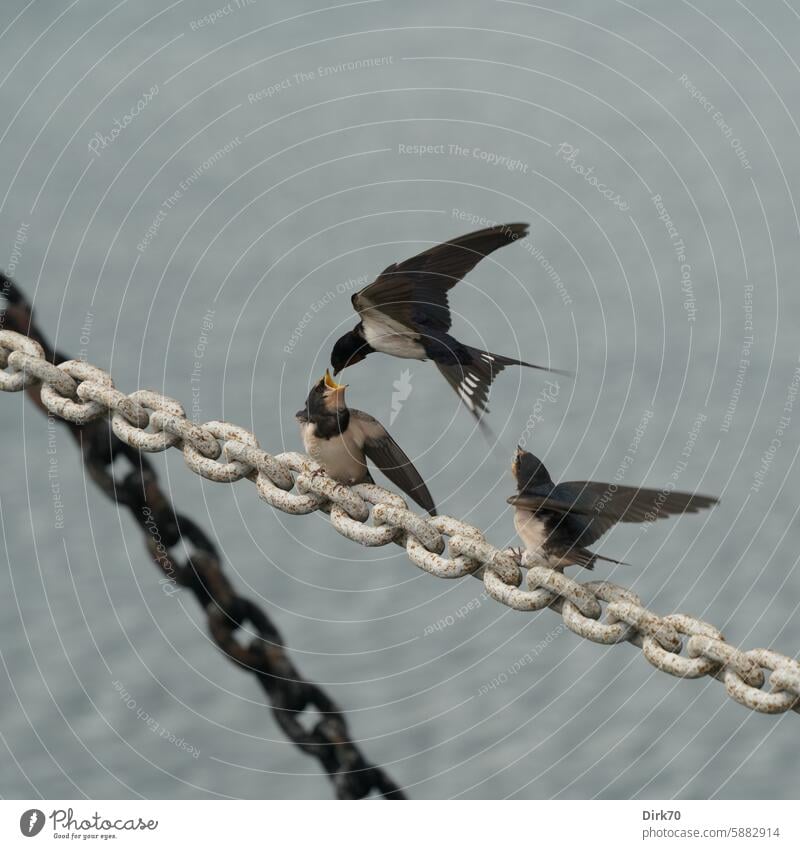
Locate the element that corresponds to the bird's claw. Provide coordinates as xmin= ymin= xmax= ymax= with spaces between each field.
xmin=507 ymin=546 xmax=525 ymax=564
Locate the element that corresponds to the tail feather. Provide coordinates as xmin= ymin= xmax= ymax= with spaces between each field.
xmin=486 ymin=349 xmax=572 ymax=377
xmin=587 ymin=551 xmax=629 ymax=568
xmin=437 ymin=345 xmax=569 ymax=420
xmin=556 ymin=546 xmax=629 ymax=570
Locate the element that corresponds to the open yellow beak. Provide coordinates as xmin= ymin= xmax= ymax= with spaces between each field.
xmin=323 ymin=369 xmax=347 ymax=392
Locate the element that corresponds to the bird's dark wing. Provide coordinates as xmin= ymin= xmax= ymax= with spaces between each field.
xmin=353 ymin=223 xmax=529 ymax=332
xmin=508 ymin=482 xmax=717 ymax=546
xmin=350 ymin=409 xmax=437 ymax=515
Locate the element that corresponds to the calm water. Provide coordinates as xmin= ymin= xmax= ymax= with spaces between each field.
xmin=1 ymin=0 xmax=800 ymax=799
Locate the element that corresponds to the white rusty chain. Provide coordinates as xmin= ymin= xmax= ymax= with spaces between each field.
xmin=2 ymin=328 xmax=799 ymax=716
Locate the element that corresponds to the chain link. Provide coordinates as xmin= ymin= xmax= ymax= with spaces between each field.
xmin=562 ymin=581 xmax=641 ymax=645
xmin=183 ymin=421 xmax=259 ymax=482
xmin=642 ymin=615 xmax=724 ymax=678
xmin=2 ymin=324 xmax=800 ymax=717
xmin=0 ymin=331 xmax=45 ymax=390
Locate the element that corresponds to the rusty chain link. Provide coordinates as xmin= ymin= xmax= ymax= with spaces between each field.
xmin=0 ymin=278 xmax=405 ymax=799
xmin=2 ymin=283 xmax=800 ymax=724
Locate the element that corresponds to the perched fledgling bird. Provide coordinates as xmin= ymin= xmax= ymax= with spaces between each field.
xmin=296 ymin=370 xmax=437 ymax=515
xmin=330 ymin=223 xmax=567 ymax=420
xmin=508 ymin=447 xmax=717 ymax=569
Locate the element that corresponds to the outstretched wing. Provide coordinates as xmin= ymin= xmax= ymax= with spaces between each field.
xmin=508 ymin=482 xmax=717 ymax=546
xmin=350 ymin=409 xmax=437 ymax=515
xmin=353 ymin=223 xmax=529 ymax=333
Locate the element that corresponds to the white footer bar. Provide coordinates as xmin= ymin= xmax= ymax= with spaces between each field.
xmin=2 ymin=799 xmax=795 ymax=847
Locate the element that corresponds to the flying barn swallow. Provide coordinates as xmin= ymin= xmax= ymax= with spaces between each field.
xmin=296 ymin=371 xmax=437 ymax=515
xmin=508 ymin=448 xmax=717 ymax=569
xmin=330 ymin=224 xmax=567 ymax=420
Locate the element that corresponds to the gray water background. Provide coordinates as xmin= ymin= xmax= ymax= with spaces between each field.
xmin=1 ymin=0 xmax=800 ymax=799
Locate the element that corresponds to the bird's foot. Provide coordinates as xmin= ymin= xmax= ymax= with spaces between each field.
xmin=506 ymin=546 xmax=525 ymax=564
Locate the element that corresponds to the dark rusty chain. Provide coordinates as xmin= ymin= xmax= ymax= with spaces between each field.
xmin=0 ymin=274 xmax=405 ymax=799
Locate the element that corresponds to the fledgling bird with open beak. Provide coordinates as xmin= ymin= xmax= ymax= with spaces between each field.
xmin=296 ymin=371 xmax=437 ymax=515
xmin=508 ymin=447 xmax=718 ymax=569
xmin=329 ymin=223 xmax=568 ymax=421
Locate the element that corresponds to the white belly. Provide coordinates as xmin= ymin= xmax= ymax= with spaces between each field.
xmin=513 ymin=508 xmax=549 ymax=553
xmin=300 ymin=423 xmax=367 ymax=484
xmin=362 ymin=314 xmax=426 ymax=360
